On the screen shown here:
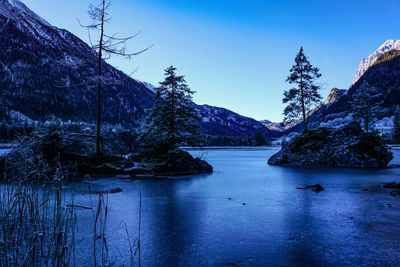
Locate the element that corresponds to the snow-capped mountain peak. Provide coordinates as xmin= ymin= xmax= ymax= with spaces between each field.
xmin=353 ymin=40 xmax=400 ymax=84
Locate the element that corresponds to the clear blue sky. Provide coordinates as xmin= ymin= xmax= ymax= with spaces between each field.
xmin=23 ymin=0 xmax=400 ymax=122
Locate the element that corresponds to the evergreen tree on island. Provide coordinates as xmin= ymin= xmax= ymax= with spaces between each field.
xmin=138 ymin=66 xmax=201 ymax=157
xmin=283 ymin=47 xmax=322 ymax=130
xmin=350 ymin=81 xmax=383 ymax=132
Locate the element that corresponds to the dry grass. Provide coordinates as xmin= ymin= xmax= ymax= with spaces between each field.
xmin=0 ymin=181 xmax=142 ymax=266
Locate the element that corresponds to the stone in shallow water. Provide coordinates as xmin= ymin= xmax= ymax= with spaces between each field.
xmin=297 ymin=184 xmax=324 ymax=192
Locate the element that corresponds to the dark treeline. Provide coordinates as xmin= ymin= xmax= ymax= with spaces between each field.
xmin=205 ymin=132 xmax=269 ymax=146
xmin=0 ymin=119 xmax=272 ymax=147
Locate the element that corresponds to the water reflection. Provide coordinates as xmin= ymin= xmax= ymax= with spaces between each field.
xmin=139 ymin=180 xmax=203 ymax=266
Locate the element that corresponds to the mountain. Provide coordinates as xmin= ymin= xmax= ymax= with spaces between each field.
xmin=0 ymin=0 xmax=275 ymax=138
xmin=259 ymin=120 xmax=286 ymax=132
xmin=0 ymin=0 xmax=154 ymax=126
xmin=196 ymin=105 xmax=275 ymax=137
xmin=259 ymin=119 xmax=272 ymax=125
xmin=353 ymin=40 xmax=400 ymax=85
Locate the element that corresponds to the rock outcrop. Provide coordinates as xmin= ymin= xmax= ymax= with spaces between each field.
xmin=268 ymin=122 xmax=393 ymax=168
xmin=149 ymin=150 xmax=213 ymax=176
xmin=0 ymin=129 xmax=213 ymax=182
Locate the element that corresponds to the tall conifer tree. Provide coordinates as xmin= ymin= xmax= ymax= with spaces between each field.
xmin=283 ymin=47 xmax=322 ymax=130
xmin=138 ymin=66 xmax=201 ymax=156
xmin=350 ymin=81 xmax=383 ymax=132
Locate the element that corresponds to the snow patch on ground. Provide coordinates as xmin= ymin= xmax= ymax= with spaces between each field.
xmin=319 ymin=114 xmax=354 ymax=128
xmin=8 ymin=110 xmax=33 ymax=124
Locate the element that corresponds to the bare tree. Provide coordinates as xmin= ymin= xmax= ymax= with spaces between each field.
xmin=80 ymin=0 xmax=151 ymax=160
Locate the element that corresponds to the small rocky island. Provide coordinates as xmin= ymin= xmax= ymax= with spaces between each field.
xmin=268 ymin=122 xmax=393 ymax=168
xmin=0 ymin=128 xmax=212 ymax=183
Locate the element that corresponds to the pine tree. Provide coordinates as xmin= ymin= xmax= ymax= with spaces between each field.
xmin=137 ymin=66 xmax=201 ymax=157
xmin=283 ymin=47 xmax=322 ymax=130
xmin=392 ymin=105 xmax=400 ymax=143
xmin=350 ymin=81 xmax=383 ymax=132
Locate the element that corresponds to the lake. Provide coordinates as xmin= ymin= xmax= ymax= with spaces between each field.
xmin=4 ymin=147 xmax=400 ymax=266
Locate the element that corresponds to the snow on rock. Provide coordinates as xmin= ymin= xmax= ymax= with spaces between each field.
xmin=318 ymin=115 xmax=394 ymax=135
xmin=8 ymin=110 xmax=33 ymax=124
xmin=353 ymin=40 xmax=400 ymax=84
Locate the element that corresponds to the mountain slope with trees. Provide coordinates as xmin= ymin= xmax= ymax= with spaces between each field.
xmin=0 ymin=0 xmax=276 ymax=139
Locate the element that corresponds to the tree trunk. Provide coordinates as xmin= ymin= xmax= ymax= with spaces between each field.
xmin=301 ymin=90 xmax=307 ymax=130
xmin=96 ymin=0 xmax=105 ymax=161
xmin=300 ymin=64 xmax=307 ymax=130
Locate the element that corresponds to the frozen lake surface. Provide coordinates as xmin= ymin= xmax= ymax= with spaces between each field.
xmin=5 ymin=147 xmax=400 ymax=266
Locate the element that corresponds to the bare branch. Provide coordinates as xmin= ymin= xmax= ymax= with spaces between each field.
xmin=77 ymin=18 xmax=101 ymax=29
xmin=0 ymin=60 xmax=14 ymax=81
